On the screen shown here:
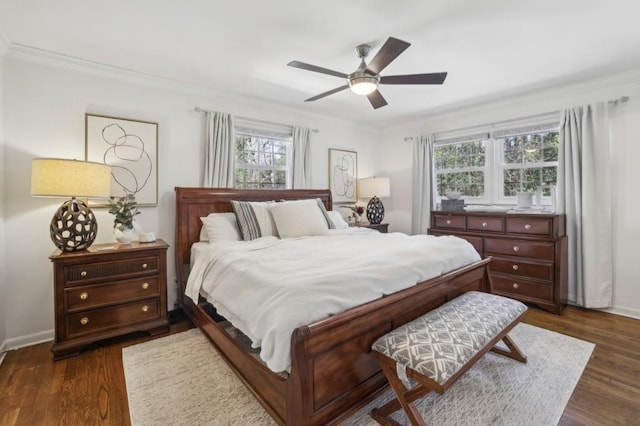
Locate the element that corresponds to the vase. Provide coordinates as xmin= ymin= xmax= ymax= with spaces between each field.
xmin=114 ymin=227 xmax=135 ymax=244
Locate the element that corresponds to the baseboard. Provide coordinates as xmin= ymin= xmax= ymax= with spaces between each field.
xmin=602 ymin=306 xmax=640 ymax=321
xmin=4 ymin=329 xmax=54 ymax=352
xmin=0 ymin=340 xmax=7 ymax=367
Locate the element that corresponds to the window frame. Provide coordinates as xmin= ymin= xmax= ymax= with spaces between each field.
xmin=233 ymin=126 xmax=293 ymax=190
xmin=433 ymin=124 xmax=559 ymax=207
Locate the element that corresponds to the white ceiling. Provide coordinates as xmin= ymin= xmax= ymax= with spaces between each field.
xmin=2 ymin=0 xmax=640 ymax=127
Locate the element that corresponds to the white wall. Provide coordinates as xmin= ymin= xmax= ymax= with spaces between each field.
xmin=0 ymin=41 xmax=7 ymax=356
xmin=2 ymin=55 xmax=380 ymax=347
xmin=381 ymin=70 xmax=640 ymax=319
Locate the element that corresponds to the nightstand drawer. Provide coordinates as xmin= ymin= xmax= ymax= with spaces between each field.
xmin=66 ymin=298 xmax=160 ymax=338
xmin=484 ymin=238 xmax=554 ymax=261
xmin=506 ymin=217 xmax=553 ymax=236
xmin=66 ymin=277 xmax=159 ymax=311
xmin=491 ymin=274 xmax=553 ymax=303
xmin=433 ymin=214 xmax=465 ymax=230
xmin=489 ymin=257 xmax=553 ymax=281
xmin=65 ymin=256 xmax=159 ymax=284
xmin=467 ymin=216 xmax=504 ymax=233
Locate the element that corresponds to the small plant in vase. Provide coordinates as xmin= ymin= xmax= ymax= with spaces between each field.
xmin=108 ymin=194 xmax=141 ymax=244
xmin=350 ymin=205 xmax=365 ymax=223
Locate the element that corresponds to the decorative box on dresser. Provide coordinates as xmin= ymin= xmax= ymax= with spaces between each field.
xmin=49 ymin=240 xmax=170 ymax=360
xmin=429 ymin=211 xmax=567 ymax=314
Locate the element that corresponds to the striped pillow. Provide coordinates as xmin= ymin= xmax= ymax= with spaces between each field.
xmin=231 ymin=200 xmax=279 ymax=241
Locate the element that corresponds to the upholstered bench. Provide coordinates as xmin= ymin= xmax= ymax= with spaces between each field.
xmin=370 ymin=291 xmax=528 ymax=426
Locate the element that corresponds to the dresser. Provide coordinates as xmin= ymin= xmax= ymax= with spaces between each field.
xmin=429 ymin=211 xmax=567 ymax=314
xmin=49 ymin=240 xmax=170 ymax=359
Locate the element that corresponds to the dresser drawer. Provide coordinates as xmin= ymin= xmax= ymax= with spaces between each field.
xmin=433 ymin=214 xmax=466 ymax=230
xmin=65 ymin=277 xmax=159 ymax=311
xmin=491 ymin=274 xmax=553 ymax=303
xmin=506 ymin=217 xmax=553 ymax=236
xmin=489 ymin=257 xmax=553 ymax=281
xmin=65 ymin=256 xmax=159 ymax=284
xmin=66 ymin=298 xmax=160 ymax=338
xmin=467 ymin=216 xmax=504 ymax=233
xmin=484 ymin=238 xmax=554 ymax=261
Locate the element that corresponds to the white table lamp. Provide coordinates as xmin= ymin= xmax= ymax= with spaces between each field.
xmin=359 ymin=177 xmax=391 ymax=224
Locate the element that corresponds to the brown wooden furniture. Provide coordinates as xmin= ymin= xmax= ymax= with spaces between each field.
xmin=429 ymin=211 xmax=567 ymax=314
xmin=353 ymin=222 xmax=389 ymax=233
xmin=50 ymin=240 xmax=170 ymax=360
xmin=175 ymin=187 xmax=493 ymax=425
xmin=370 ymin=292 xmax=527 ymax=426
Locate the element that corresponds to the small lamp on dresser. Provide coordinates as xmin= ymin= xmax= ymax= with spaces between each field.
xmin=359 ymin=177 xmax=391 ymax=224
xmin=31 ymin=158 xmax=112 ymax=252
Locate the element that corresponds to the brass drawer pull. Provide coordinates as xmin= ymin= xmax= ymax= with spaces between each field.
xmin=513 ymin=246 xmax=520 ymax=252
xmin=142 ymin=263 xmax=148 ymax=269
xmin=482 ymin=222 xmax=488 ymax=227
xmin=80 ymin=317 xmax=89 ymax=326
xmin=446 ymin=219 xmax=451 ymax=225
xmin=142 ymin=305 xmax=149 ymax=312
xmin=80 ymin=271 xmax=87 ymax=277
xmin=512 ymin=264 xmax=519 ymax=271
xmin=80 ymin=292 xmax=89 ymax=300
xmin=512 ymin=283 xmax=519 ymax=289
xmin=142 ymin=282 xmax=149 ymax=290
xmin=524 ymin=223 xmax=532 ymax=230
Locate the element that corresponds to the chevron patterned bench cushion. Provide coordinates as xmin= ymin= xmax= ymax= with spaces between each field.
xmin=371 ymin=291 xmax=527 ymax=385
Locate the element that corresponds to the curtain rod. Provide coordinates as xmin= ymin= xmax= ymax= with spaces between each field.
xmin=194 ymin=107 xmax=319 ymax=133
xmin=403 ymin=95 xmax=630 ymax=141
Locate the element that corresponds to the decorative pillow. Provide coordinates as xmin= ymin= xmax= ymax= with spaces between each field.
xmin=270 ymin=199 xmax=331 ymax=238
xmin=327 ymin=210 xmax=349 ymax=229
xmin=200 ymin=213 xmax=242 ymax=242
xmin=231 ymin=200 xmax=279 ymax=241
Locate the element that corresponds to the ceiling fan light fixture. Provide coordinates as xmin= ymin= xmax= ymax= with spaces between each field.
xmin=348 ymin=73 xmax=379 ymax=95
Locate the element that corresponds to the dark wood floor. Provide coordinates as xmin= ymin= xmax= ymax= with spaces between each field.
xmin=0 ymin=307 xmax=639 ymax=426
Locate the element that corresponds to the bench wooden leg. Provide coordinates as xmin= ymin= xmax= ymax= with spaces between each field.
xmin=491 ymin=335 xmax=527 ymax=363
xmin=371 ymin=359 xmax=430 ymax=426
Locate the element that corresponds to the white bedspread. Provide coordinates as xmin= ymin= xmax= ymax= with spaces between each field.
xmin=185 ymin=229 xmax=481 ymax=373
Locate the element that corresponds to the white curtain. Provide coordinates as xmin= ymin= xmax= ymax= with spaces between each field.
xmin=411 ymin=134 xmax=435 ymax=235
xmin=292 ymin=126 xmax=311 ymax=188
xmin=203 ymin=110 xmax=235 ymax=188
xmin=558 ymin=103 xmax=613 ymax=308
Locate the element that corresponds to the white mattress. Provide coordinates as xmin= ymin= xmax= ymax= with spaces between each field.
xmin=186 ymin=229 xmax=481 ymax=373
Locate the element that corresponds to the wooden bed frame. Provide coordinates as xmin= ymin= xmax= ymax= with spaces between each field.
xmin=175 ymin=187 xmax=492 ymax=425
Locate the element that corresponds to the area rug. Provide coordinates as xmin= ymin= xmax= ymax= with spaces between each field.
xmin=122 ymin=323 xmax=594 ymax=426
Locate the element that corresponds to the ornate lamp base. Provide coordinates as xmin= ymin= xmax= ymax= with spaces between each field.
xmin=50 ymin=197 xmax=98 ymax=252
xmin=366 ymin=196 xmax=385 ymax=224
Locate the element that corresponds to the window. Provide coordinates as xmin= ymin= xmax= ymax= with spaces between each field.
xmin=434 ymin=126 xmax=559 ymax=205
xmin=498 ymin=132 xmax=558 ymax=197
xmin=234 ymin=127 xmax=292 ymax=189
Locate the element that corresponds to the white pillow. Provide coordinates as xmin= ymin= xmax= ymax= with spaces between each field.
xmin=270 ymin=199 xmax=330 ymax=238
xmin=231 ymin=200 xmax=279 ymax=241
xmin=200 ymin=213 xmax=242 ymax=242
xmin=328 ymin=210 xmax=349 ymax=229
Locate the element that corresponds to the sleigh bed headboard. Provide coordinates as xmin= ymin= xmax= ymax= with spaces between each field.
xmin=174 ymin=187 xmax=332 ymax=305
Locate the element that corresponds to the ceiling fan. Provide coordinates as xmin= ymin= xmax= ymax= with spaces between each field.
xmin=287 ymin=36 xmax=447 ymax=109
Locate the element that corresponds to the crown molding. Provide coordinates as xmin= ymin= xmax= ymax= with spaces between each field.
xmin=5 ymin=42 xmax=218 ymax=97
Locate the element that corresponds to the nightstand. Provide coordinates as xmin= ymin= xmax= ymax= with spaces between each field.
xmin=49 ymin=240 xmax=170 ymax=360
xmin=353 ymin=222 xmax=389 ymax=233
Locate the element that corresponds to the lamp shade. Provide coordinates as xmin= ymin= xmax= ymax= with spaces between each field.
xmin=31 ymin=158 xmax=112 ymax=198
xmin=359 ymin=177 xmax=391 ymax=198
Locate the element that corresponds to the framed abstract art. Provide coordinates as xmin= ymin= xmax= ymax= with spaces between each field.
xmin=328 ymin=148 xmax=357 ymax=203
xmin=85 ymin=113 xmax=158 ymax=206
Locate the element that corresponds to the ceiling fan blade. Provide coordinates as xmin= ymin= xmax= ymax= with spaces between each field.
xmin=288 ymin=61 xmax=348 ymax=79
xmin=365 ymin=37 xmax=411 ymax=75
xmin=367 ymin=90 xmax=388 ymax=109
xmin=380 ymin=72 xmax=448 ymax=85
xmin=305 ymin=85 xmax=350 ymax=102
